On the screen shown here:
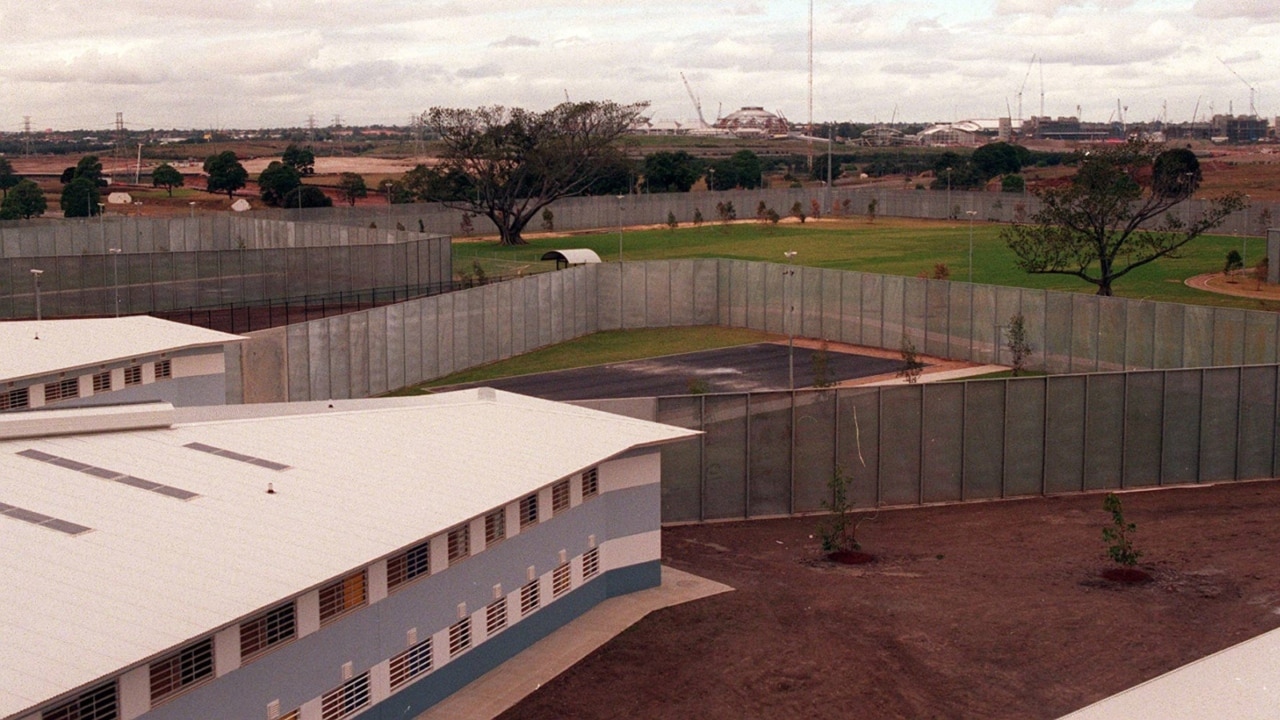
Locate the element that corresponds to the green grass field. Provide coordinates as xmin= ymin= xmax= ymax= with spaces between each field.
xmin=455 ymin=217 xmax=1275 ymax=311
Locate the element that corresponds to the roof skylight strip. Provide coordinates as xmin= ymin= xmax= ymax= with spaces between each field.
xmin=15 ymin=449 xmax=200 ymax=501
xmin=0 ymin=502 xmax=92 ymax=535
xmin=182 ymin=442 xmax=291 ymax=471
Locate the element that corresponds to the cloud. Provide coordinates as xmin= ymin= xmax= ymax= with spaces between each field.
xmin=492 ymin=35 xmax=540 ymax=48
xmin=995 ymin=0 xmax=1082 ymax=16
xmin=456 ymin=63 xmax=504 ymax=79
xmin=881 ymin=61 xmax=955 ymax=77
xmin=1192 ymin=0 xmax=1280 ymax=21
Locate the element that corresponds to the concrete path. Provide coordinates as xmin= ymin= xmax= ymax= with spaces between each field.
xmin=1059 ymin=624 xmax=1280 ymax=719
xmin=860 ymin=364 xmax=1008 ymax=385
xmin=414 ymin=566 xmax=734 ymax=720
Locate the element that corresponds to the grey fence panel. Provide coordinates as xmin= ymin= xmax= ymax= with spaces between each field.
xmin=1018 ymin=288 xmax=1048 ymax=371
xmin=970 ymin=285 xmax=997 ymax=364
xmin=800 ymin=266 xmax=824 ymax=339
xmin=947 ymin=282 xmax=973 ymax=362
xmin=349 ymin=312 xmax=370 ymax=400
xmin=1044 ymin=376 xmax=1087 ymax=494
xmin=835 ymin=388 xmax=880 ymax=509
xmin=793 ymin=390 xmax=837 ymax=513
xmin=436 ymin=293 xmax=456 ymax=377
xmin=305 ymin=320 xmax=330 ymax=400
xmin=923 ymin=279 xmax=949 ymax=359
xmin=1084 ymin=373 xmax=1126 ymax=490
xmin=963 ymin=380 xmax=1007 ymax=500
xmin=596 ymin=263 xmax=621 ymax=331
xmin=538 ymin=271 xmax=556 ymax=347
xmin=1199 ymin=367 xmax=1241 ymax=482
xmin=1182 ymin=305 xmax=1214 ymax=368
xmin=1096 ymin=296 xmax=1128 ymax=371
xmin=382 ymin=304 xmax=403 ymax=393
xmin=1122 ymin=371 xmax=1164 ymax=488
xmin=495 ymin=281 xmax=514 ymax=361
xmin=1124 ymin=299 xmax=1156 ymax=370
xmin=880 ymin=274 xmax=905 ymax=350
xmin=1042 ymin=291 xmax=1074 ymax=373
xmin=921 ymin=383 xmax=964 ymax=504
xmin=1244 ymin=311 xmax=1278 ymax=366
xmin=420 ymin=296 xmax=441 ymax=382
xmin=1238 ymin=365 xmax=1277 ymax=480
xmin=328 ymin=315 xmax=354 ymax=400
xmin=746 ymin=392 xmax=794 ymax=516
xmin=1070 ymin=294 xmax=1100 ymax=373
xmin=839 ymin=272 xmax=862 ymax=346
xmin=725 ymin=259 xmax=748 ymax=329
xmin=1212 ymin=308 xmax=1247 ymax=367
xmin=621 ymin=262 xmax=648 ymax=329
xmin=692 ymin=259 xmax=719 ymax=326
xmin=992 ymin=285 xmax=1022 ymax=366
xmin=670 ymin=260 xmax=695 ymax=327
xmin=1153 ymin=302 xmax=1186 ymax=369
xmin=522 ymin=276 xmax=540 ymax=353
xmin=1161 ymin=369 xmax=1203 ymax=484
xmin=764 ymin=262 xmax=785 ymax=334
xmin=480 ymin=284 xmax=499 ymax=364
xmin=645 ymin=261 xmax=672 ymax=328
xmin=1004 ymin=377 xmax=1047 ymax=497
xmin=702 ymin=394 xmax=749 ymax=520
xmin=859 ymin=273 xmax=883 ymax=348
xmin=657 ymin=397 xmax=703 ymax=523
xmin=508 ymin=277 xmax=528 ymax=358
xmin=460 ymin=290 xmax=482 ymax=371
xmin=878 ymin=385 xmax=923 ymax=506
xmin=901 ymin=277 xmax=927 ymax=349
xmin=819 ymin=268 xmax=843 ymax=341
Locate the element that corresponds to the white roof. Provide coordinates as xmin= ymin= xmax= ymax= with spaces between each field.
xmin=0 ymin=317 xmax=244 ymax=383
xmin=541 ymin=249 xmax=603 ymax=265
xmin=0 ymin=391 xmax=697 ymax=718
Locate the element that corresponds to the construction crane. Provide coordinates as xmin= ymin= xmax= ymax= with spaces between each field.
xmin=1015 ymin=54 xmax=1036 ymax=130
xmin=1218 ymin=57 xmax=1258 ymax=116
xmin=680 ymin=72 xmax=710 ymax=129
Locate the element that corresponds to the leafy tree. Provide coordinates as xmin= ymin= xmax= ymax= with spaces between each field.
xmin=971 ymin=142 xmax=1023 ymax=180
xmin=59 ymin=166 xmax=76 ymax=184
xmin=336 ymin=172 xmax=368 ymax=206
xmin=403 ymin=163 xmax=472 ymax=202
xmin=281 ymin=185 xmax=333 ymax=209
xmin=421 ymin=101 xmax=645 ymax=245
xmin=1005 ymin=312 xmax=1032 ymax=376
xmin=810 ymin=153 xmax=844 ymax=182
xmin=1224 ymin=249 xmax=1243 ymax=276
xmin=643 ymin=151 xmax=704 ymax=192
xmin=73 ymin=155 xmax=107 ymax=187
xmin=0 ymin=179 xmax=46 ymax=219
xmin=203 ymin=151 xmax=248 ymax=198
xmin=581 ymin=153 xmax=635 ymax=196
xmin=376 ymin=178 xmax=413 ymax=204
xmin=1001 ymin=174 xmax=1026 ymax=193
xmin=60 ymin=177 xmax=101 ymax=217
xmin=0 ymin=157 xmax=19 ymax=198
xmin=281 ymin=144 xmax=316 ymax=175
xmin=151 ymin=163 xmax=184 ymax=196
xmin=1003 ymin=140 xmax=1247 ymax=296
xmin=709 ymin=149 xmax=764 ymax=190
xmin=258 ymin=161 xmax=302 ymax=207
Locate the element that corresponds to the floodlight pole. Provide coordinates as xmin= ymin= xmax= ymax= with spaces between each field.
xmin=189 ymin=201 xmax=196 ymax=219
xmin=1243 ymin=194 xmax=1251 ymax=269
xmin=784 ymin=250 xmax=798 ymax=390
xmin=965 ymin=210 xmax=978 ymax=283
xmin=616 ymin=195 xmax=624 ymax=262
xmin=30 ymin=269 xmax=43 ymax=322
xmin=109 ymin=248 xmax=122 ymax=317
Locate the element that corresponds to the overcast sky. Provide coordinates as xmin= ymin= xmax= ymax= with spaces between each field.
xmin=2 ymin=0 xmax=1275 ymax=133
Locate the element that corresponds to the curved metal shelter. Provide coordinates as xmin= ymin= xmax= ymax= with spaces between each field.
xmin=541 ymin=249 xmax=603 ymax=269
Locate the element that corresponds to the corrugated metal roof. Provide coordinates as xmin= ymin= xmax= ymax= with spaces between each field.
xmin=0 ymin=317 xmax=245 ymax=384
xmin=0 ymin=390 xmax=697 ymax=718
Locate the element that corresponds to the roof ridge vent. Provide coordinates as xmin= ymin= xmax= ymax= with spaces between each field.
xmin=0 ymin=403 xmax=174 ymax=441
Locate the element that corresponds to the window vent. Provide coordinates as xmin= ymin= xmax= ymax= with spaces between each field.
xmin=551 ymin=479 xmax=571 ymax=515
xmin=320 ymin=672 xmax=369 ymax=720
xmin=553 ymin=563 xmax=572 ymax=598
xmin=582 ymin=467 xmax=599 ymax=498
xmin=389 ymin=638 xmax=432 ymax=690
xmin=520 ymin=580 xmax=540 ymax=616
xmin=41 ymin=680 xmax=116 ymax=720
xmin=486 ymin=598 xmax=508 ymax=636
xmin=267 ymin=700 xmax=281 ymax=720
xmin=448 ymin=618 xmax=471 ymax=658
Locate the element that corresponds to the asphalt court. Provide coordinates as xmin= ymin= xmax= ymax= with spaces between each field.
xmin=444 ymin=343 xmax=906 ymax=401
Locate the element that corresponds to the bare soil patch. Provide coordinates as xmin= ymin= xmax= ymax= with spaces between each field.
xmin=500 ymin=481 xmax=1280 ymax=720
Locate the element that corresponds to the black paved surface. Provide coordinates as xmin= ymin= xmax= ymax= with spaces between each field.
xmin=443 ymin=343 xmax=906 ymax=401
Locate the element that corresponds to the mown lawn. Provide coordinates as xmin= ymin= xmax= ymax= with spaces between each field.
xmin=454 ymin=217 xmax=1276 ymax=311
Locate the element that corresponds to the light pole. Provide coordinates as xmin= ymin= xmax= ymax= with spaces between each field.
xmin=945 ymin=166 xmax=952 ymax=219
xmin=30 ymin=269 xmax=43 ymax=322
xmin=783 ymin=250 xmax=798 ymax=390
xmin=98 ymin=202 xmax=106 ymax=251
xmin=189 ymin=201 xmax=196 ymax=219
xmin=109 ymin=248 xmax=122 ymax=317
xmin=965 ymin=210 xmax=978 ymax=283
xmin=1243 ymin=194 xmax=1252 ymax=269
xmin=616 ymin=195 xmax=625 ymax=262
xmin=707 ymin=167 xmax=715 ymax=192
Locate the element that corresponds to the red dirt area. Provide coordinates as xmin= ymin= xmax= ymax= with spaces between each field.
xmin=500 ymin=481 xmax=1280 ymax=720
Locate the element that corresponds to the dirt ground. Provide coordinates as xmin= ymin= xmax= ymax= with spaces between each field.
xmin=499 ymin=480 xmax=1280 ymax=720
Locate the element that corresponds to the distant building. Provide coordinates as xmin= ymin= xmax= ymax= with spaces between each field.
xmin=0 ymin=316 xmax=244 ymax=412
xmin=0 ymin=391 xmax=697 ymax=720
xmin=714 ymin=107 xmax=791 ymax=138
xmin=1212 ymin=115 xmax=1269 ymax=143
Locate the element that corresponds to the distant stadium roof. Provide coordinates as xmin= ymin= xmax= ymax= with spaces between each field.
xmin=0 ymin=317 xmax=244 ymax=384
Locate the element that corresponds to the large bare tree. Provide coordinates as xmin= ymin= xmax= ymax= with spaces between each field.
xmin=1003 ymin=141 xmax=1247 ymax=296
xmin=421 ymin=101 xmax=646 ymax=245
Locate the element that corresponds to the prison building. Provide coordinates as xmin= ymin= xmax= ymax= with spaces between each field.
xmin=0 ymin=390 xmax=696 ymax=720
xmin=0 ymin=316 xmax=244 ymax=412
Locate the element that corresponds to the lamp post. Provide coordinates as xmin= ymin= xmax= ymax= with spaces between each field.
xmin=783 ymin=250 xmax=798 ymax=390
xmin=98 ymin=202 xmax=106 ymax=251
xmin=945 ymin=167 xmax=952 ymax=219
xmin=1243 ymin=194 xmax=1252 ymax=269
xmin=109 ymin=248 xmax=122 ymax=317
xmin=189 ymin=201 xmax=196 ymax=219
xmin=965 ymin=210 xmax=978 ymax=283
xmin=30 ymin=269 xmax=43 ymax=322
xmin=707 ymin=167 xmax=715 ymax=192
